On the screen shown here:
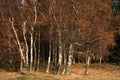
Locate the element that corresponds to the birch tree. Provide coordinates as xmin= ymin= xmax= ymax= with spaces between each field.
xmin=8 ymin=0 xmax=26 ymax=72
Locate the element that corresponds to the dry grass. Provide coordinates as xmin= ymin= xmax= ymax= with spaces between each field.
xmin=0 ymin=63 xmax=120 ymax=80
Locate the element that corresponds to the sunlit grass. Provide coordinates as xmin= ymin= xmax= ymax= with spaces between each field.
xmin=0 ymin=63 xmax=120 ymax=80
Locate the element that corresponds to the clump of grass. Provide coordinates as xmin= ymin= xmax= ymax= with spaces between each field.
xmin=7 ymin=77 xmax=26 ymax=80
xmin=43 ymin=76 xmax=59 ymax=80
xmin=90 ymin=63 xmax=120 ymax=71
xmin=16 ymin=77 xmax=26 ymax=80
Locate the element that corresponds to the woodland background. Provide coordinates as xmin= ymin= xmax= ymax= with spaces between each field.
xmin=0 ymin=0 xmax=120 ymax=76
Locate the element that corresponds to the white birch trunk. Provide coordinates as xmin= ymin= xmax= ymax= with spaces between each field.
xmin=46 ymin=26 xmax=53 ymax=73
xmin=57 ymin=26 xmax=62 ymax=74
xmin=99 ymin=56 xmax=102 ymax=65
xmin=66 ymin=44 xmax=73 ymax=75
xmin=22 ymin=21 xmax=29 ymax=73
xmin=30 ymin=0 xmax=37 ymax=71
xmin=30 ymin=29 xmax=34 ymax=71
xmin=84 ymin=55 xmax=90 ymax=75
xmin=46 ymin=0 xmax=54 ymax=73
xmin=9 ymin=18 xmax=25 ymax=72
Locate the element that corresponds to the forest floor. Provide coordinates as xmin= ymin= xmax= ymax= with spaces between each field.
xmin=0 ymin=63 xmax=120 ymax=80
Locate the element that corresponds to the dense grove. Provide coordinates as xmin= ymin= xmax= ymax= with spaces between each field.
xmin=0 ymin=0 xmax=120 ymax=75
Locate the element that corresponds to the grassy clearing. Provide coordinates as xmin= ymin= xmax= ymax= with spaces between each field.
xmin=0 ymin=63 xmax=120 ymax=80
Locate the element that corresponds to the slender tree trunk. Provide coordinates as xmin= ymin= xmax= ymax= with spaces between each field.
xmin=37 ymin=30 xmax=40 ymax=71
xmin=42 ymin=36 xmax=45 ymax=63
xmin=46 ymin=26 xmax=53 ymax=73
xmin=22 ymin=21 xmax=29 ymax=74
xmin=8 ymin=0 xmax=26 ymax=73
xmin=46 ymin=38 xmax=52 ymax=73
xmin=62 ymin=43 xmax=67 ymax=74
xmin=33 ymin=38 xmax=37 ymax=71
xmin=20 ymin=59 xmax=23 ymax=72
xmin=66 ymin=44 xmax=73 ymax=75
xmin=99 ymin=54 xmax=102 ymax=65
xmin=30 ymin=0 xmax=37 ymax=71
xmin=57 ymin=26 xmax=62 ymax=75
xmin=9 ymin=18 xmax=25 ymax=72
xmin=53 ymin=39 xmax=58 ymax=73
xmin=99 ymin=46 xmax=102 ymax=65
xmin=37 ymin=52 xmax=40 ymax=71
xmin=84 ymin=55 xmax=90 ymax=75
xmin=52 ymin=43 xmax=55 ymax=64
xmin=30 ymin=28 xmax=34 ymax=71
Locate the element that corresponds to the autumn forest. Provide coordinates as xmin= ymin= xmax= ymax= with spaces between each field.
xmin=0 ymin=0 xmax=120 ymax=79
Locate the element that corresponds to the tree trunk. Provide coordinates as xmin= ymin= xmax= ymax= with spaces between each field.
xmin=52 ymin=39 xmax=58 ymax=73
xmin=33 ymin=38 xmax=37 ymax=71
xmin=22 ymin=21 xmax=29 ymax=74
xmin=99 ymin=55 xmax=102 ymax=65
xmin=57 ymin=26 xmax=62 ymax=75
xmin=42 ymin=29 xmax=45 ymax=63
xmin=9 ymin=18 xmax=25 ymax=72
xmin=84 ymin=55 xmax=90 ymax=75
xmin=46 ymin=26 xmax=53 ymax=73
xmin=37 ymin=52 xmax=40 ymax=71
xmin=30 ymin=27 xmax=34 ymax=72
xmin=99 ymin=46 xmax=102 ymax=65
xmin=66 ymin=44 xmax=73 ymax=75
xmin=37 ymin=30 xmax=40 ymax=71
xmin=62 ymin=43 xmax=67 ymax=74
xmin=20 ymin=59 xmax=23 ymax=72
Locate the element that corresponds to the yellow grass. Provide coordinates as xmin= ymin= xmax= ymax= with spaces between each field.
xmin=0 ymin=63 xmax=120 ymax=80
